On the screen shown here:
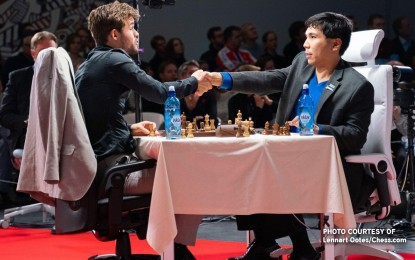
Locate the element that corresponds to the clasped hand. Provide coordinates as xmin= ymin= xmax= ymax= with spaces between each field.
xmin=191 ymin=70 xmax=223 ymax=96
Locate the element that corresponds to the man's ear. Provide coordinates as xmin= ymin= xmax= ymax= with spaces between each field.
xmin=109 ymin=29 xmax=119 ymax=41
xmin=333 ymin=38 xmax=342 ymax=52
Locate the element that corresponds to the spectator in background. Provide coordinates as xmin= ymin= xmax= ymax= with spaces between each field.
xmin=283 ymin=20 xmax=306 ymax=62
xmin=260 ymin=31 xmax=290 ymax=69
xmin=66 ymin=33 xmax=85 ymax=72
xmin=178 ymin=60 xmax=217 ymax=126
xmin=142 ymin=60 xmax=178 ymax=115
xmin=240 ymin=22 xmax=262 ymax=59
xmin=148 ymin=35 xmax=166 ymax=79
xmin=200 ymin=26 xmax=224 ymax=71
xmin=391 ymin=16 xmax=415 ymax=69
xmin=228 ymin=64 xmax=275 ymax=128
xmin=347 ymin=15 xmax=359 ymax=32
xmin=367 ymin=13 xmax=394 ymax=64
xmin=217 ymin=25 xmax=257 ymax=71
xmin=0 ymin=31 xmax=58 ymax=207
xmin=76 ymin=27 xmax=94 ymax=58
xmin=165 ymin=37 xmax=186 ymax=68
xmin=1 ymin=33 xmax=34 ymax=88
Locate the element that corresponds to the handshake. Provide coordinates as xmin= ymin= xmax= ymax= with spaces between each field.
xmin=191 ymin=70 xmax=223 ymax=96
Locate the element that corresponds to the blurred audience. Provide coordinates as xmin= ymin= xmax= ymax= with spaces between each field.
xmin=283 ymin=21 xmax=306 ymax=62
xmin=165 ymin=37 xmax=186 ymax=67
xmin=217 ymin=25 xmax=256 ymax=71
xmin=178 ymin=60 xmax=217 ymax=126
xmin=260 ymin=31 xmax=290 ymax=69
xmin=240 ymin=22 xmax=262 ymax=59
xmin=66 ymin=33 xmax=85 ymax=72
xmin=199 ymin=26 xmax=224 ymax=71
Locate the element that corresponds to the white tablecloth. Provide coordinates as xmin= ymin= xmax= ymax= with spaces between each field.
xmin=136 ymin=134 xmax=356 ymax=254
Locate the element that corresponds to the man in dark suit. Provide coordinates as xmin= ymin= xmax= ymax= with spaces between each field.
xmin=390 ymin=16 xmax=415 ymax=69
xmin=206 ymin=12 xmax=375 ymax=260
xmin=0 ymin=31 xmax=58 ymax=171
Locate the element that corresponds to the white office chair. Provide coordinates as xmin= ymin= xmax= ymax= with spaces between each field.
xmin=334 ymin=29 xmax=403 ymax=259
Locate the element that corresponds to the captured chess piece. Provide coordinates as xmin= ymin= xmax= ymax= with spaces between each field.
xmin=187 ymin=122 xmax=194 ymax=138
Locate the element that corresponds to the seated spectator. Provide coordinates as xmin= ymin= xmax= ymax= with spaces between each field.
xmin=367 ymin=13 xmax=394 ymax=64
xmin=148 ymin=34 xmax=166 ymax=79
xmin=283 ymin=20 xmax=306 ymax=62
xmin=142 ymin=60 xmax=178 ymax=115
xmin=260 ymin=31 xmax=290 ymax=69
xmin=66 ymin=33 xmax=85 ymax=72
xmin=228 ymin=64 xmax=275 ymax=127
xmin=216 ymin=25 xmax=256 ymax=71
xmin=240 ymin=22 xmax=262 ymax=59
xmin=165 ymin=37 xmax=186 ymax=68
xmin=390 ymin=16 xmax=415 ymax=69
xmin=178 ymin=60 xmax=217 ymax=126
xmin=199 ymin=26 xmax=224 ymax=71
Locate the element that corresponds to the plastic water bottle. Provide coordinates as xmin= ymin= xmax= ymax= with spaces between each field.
xmin=298 ymin=84 xmax=314 ymax=136
xmin=164 ymin=86 xmax=181 ymax=139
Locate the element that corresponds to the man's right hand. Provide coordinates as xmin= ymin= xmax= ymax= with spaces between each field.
xmin=192 ymin=69 xmax=212 ymax=96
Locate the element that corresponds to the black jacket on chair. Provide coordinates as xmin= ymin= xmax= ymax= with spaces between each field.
xmin=0 ymin=66 xmax=33 ymax=152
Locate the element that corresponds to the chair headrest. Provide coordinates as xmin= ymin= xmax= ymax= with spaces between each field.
xmin=342 ymin=29 xmax=384 ymax=64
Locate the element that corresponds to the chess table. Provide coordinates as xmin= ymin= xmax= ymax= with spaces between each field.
xmin=135 ymin=133 xmax=356 ymax=259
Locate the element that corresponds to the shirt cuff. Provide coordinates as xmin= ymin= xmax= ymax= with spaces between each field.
xmin=218 ymin=72 xmax=233 ymax=90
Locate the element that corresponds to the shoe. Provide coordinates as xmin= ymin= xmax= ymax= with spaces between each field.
xmin=174 ymin=243 xmax=196 ymax=260
xmin=288 ymin=251 xmax=321 ymax=260
xmin=228 ymin=240 xmax=280 ymax=260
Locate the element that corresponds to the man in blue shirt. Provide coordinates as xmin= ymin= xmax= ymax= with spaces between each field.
xmin=206 ymin=12 xmax=375 ymax=260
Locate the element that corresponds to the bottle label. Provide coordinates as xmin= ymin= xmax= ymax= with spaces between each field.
xmin=300 ymin=112 xmax=312 ymax=124
xmin=172 ymin=114 xmax=181 ymax=126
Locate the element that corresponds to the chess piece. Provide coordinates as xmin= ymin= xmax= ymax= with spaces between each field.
xmin=272 ymin=123 xmax=280 ymax=135
xmin=263 ymin=121 xmax=270 ymax=135
xmin=236 ymin=121 xmax=243 ymax=137
xmin=187 ymin=122 xmax=194 ymax=138
xmin=200 ymin=122 xmax=205 ymax=132
xmin=204 ymin=114 xmax=211 ymax=131
xmin=284 ymin=121 xmax=291 ymax=136
xmin=228 ymin=120 xmax=233 ymax=125
xmin=210 ymin=119 xmax=215 ymax=130
xmin=236 ymin=110 xmax=242 ymax=124
xmin=181 ymin=128 xmax=186 ymax=138
xmin=180 ymin=112 xmax=187 ymax=129
xmin=192 ymin=118 xmax=198 ymax=131
xmin=243 ymin=120 xmax=250 ymax=137
xmin=249 ymin=119 xmax=254 ymax=134
xmin=149 ymin=124 xmax=155 ymax=136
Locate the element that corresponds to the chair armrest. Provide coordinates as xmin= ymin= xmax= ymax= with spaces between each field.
xmin=344 ymin=153 xmax=396 ymax=180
